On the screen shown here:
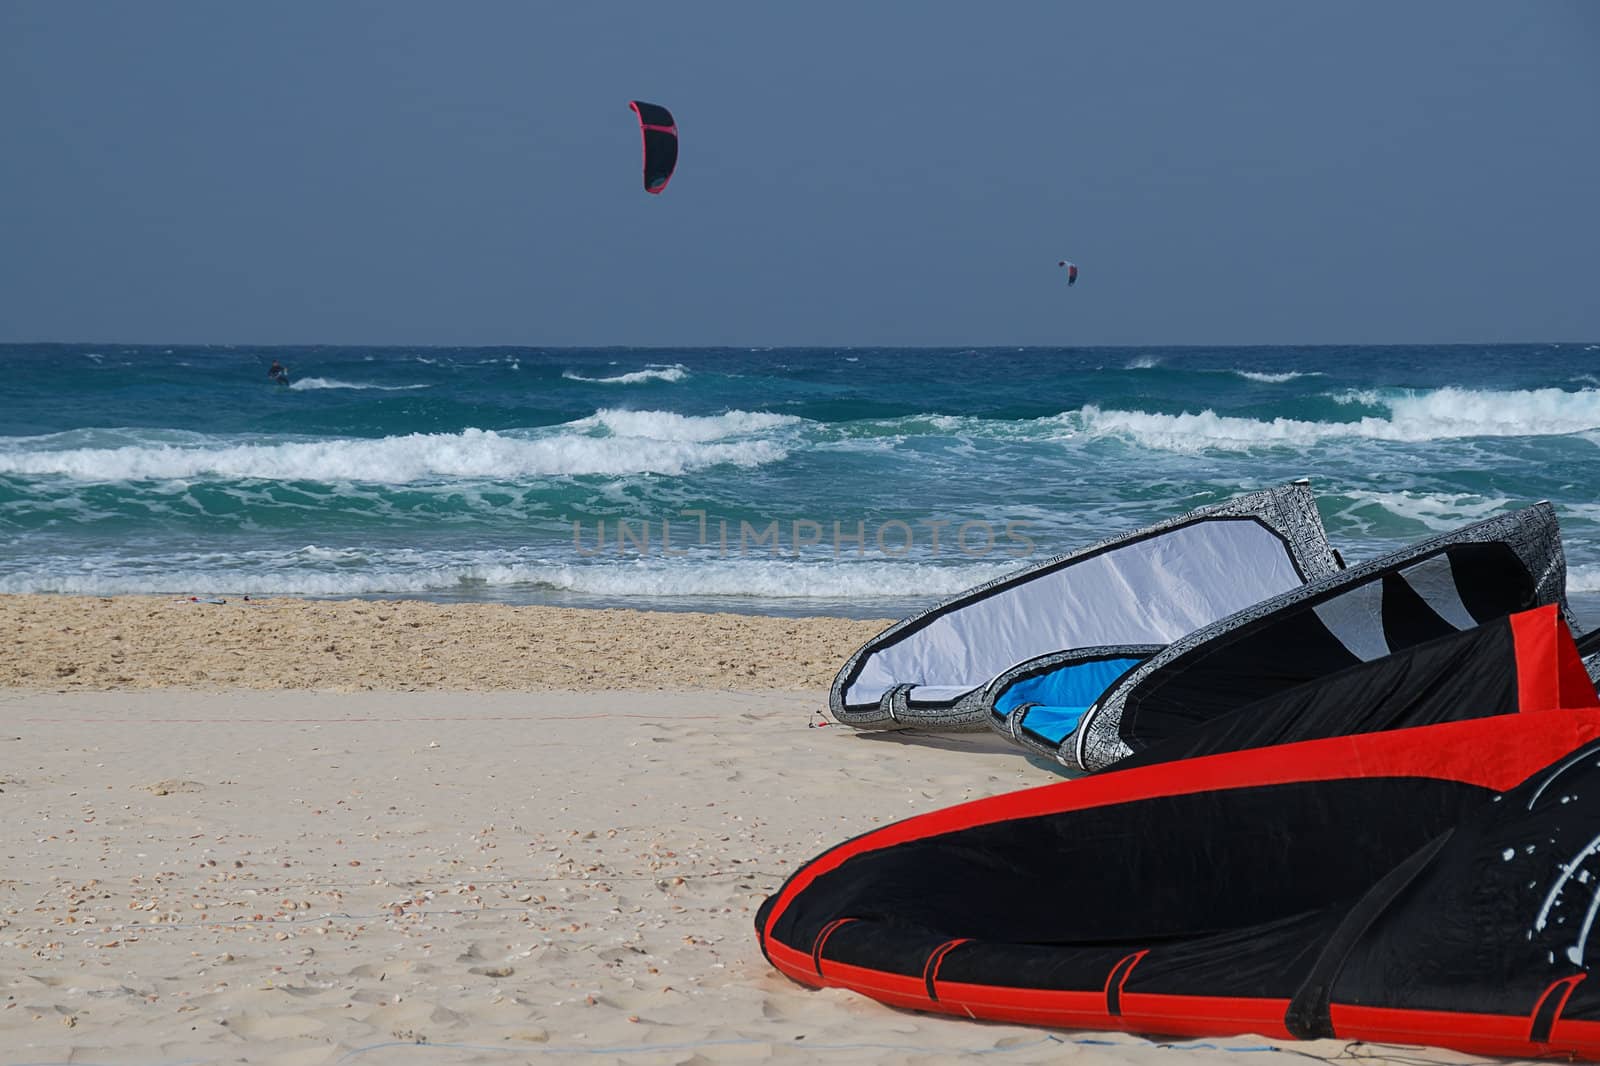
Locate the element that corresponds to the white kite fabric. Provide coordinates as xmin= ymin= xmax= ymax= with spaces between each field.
xmin=830 ymin=484 xmax=1339 ymax=730
xmin=846 ymin=520 xmax=1302 ymax=705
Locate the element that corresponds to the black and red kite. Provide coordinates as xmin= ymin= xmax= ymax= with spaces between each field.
xmin=761 ymin=608 xmax=1600 ymax=1059
xmin=628 ymin=100 xmax=678 ymax=195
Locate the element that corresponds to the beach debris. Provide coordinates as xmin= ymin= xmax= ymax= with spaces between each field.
xmin=144 ymin=779 xmax=203 ymax=796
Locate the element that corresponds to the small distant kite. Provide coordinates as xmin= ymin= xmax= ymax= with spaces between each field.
xmin=628 ymin=101 xmax=679 ymax=195
xmin=1058 ymin=260 xmax=1079 ymax=286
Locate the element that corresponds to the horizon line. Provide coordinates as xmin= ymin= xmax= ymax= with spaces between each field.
xmin=3 ymin=339 xmax=1598 ymax=352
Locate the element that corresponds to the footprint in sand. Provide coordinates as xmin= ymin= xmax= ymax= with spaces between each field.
xmin=144 ymin=778 xmax=204 ymax=796
xmin=225 ymin=1012 xmax=329 ymax=1040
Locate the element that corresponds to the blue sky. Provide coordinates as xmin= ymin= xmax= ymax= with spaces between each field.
xmin=2 ymin=2 xmax=1596 ymax=346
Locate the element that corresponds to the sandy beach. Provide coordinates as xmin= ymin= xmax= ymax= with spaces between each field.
xmin=0 ymin=596 xmax=891 ymax=692
xmin=5 ymin=0 xmax=1591 ymax=1057
xmin=2 ymin=596 xmax=1470 ymax=1065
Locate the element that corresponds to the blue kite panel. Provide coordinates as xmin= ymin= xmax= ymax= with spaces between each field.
xmin=992 ymin=656 xmax=1146 ymax=743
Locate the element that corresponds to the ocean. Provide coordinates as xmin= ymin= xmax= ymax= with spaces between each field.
xmin=2 ymin=343 xmax=1598 ymax=625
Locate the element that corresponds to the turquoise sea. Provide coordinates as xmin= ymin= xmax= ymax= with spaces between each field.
xmin=2 ymin=343 xmax=1598 ymax=623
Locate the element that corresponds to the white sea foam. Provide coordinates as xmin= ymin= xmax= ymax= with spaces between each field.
xmin=0 ymin=553 xmax=1015 ymax=601
xmin=1331 ymin=389 xmax=1385 ymax=407
xmin=493 ymin=558 xmax=1017 ymax=600
xmin=562 ymin=363 xmax=690 ymax=385
xmin=572 ymin=408 xmax=800 ymax=441
xmin=1386 ymin=387 xmax=1600 ymax=435
xmin=1571 ymin=565 xmax=1600 ymax=594
xmin=1066 ymin=387 xmax=1600 ymax=453
xmin=1125 ymin=355 xmax=1161 ymax=370
xmin=290 ymin=545 xmax=371 ymax=564
xmin=0 ymin=419 xmax=791 ymax=482
xmin=288 ymin=378 xmax=432 ymax=391
xmin=1340 ymin=491 xmax=1514 ymax=531
xmin=1229 ymin=370 xmax=1324 ymax=383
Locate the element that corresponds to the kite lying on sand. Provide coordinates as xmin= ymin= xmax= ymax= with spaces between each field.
xmin=830 ymin=482 xmax=1338 ymax=732
xmin=762 ymin=640 xmax=1600 ymax=1059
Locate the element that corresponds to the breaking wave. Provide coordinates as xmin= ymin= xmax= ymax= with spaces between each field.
xmin=562 ymin=363 xmax=690 ymax=385
xmin=9 ymin=385 xmax=1595 ymax=483
xmin=288 ymin=378 xmax=432 ymax=391
xmin=571 ymin=408 xmax=800 ymax=441
xmin=0 ymin=411 xmax=796 ymax=482
xmin=1228 ymin=370 xmax=1324 ymax=383
xmin=1065 ymin=387 xmax=1600 ymax=453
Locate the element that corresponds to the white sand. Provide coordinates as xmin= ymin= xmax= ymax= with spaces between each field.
xmin=0 ymin=595 xmax=889 ymax=692
xmin=0 ymin=602 xmax=1475 ymax=1065
xmin=3 ymin=688 xmax=1097 ymax=1065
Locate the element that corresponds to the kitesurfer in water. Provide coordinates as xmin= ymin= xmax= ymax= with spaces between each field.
xmin=268 ymin=361 xmax=290 ymax=386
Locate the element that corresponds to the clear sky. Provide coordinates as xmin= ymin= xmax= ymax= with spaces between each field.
xmin=2 ymin=1 xmax=1597 ymax=347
